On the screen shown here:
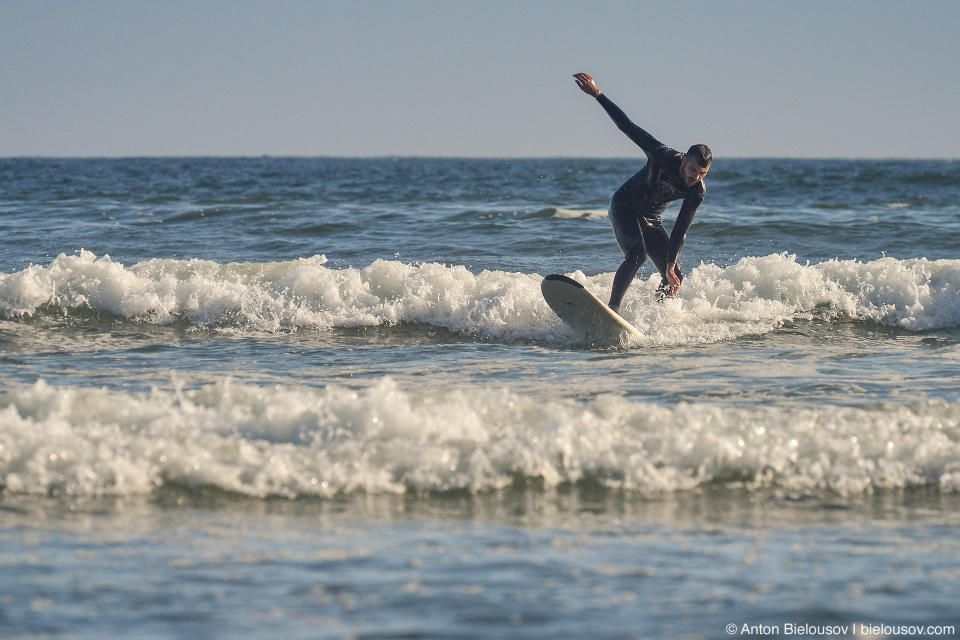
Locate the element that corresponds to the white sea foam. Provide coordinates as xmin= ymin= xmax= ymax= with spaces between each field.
xmin=552 ymin=208 xmax=609 ymax=219
xmin=2 ymin=251 xmax=959 ymax=344
xmin=2 ymin=378 xmax=960 ymax=498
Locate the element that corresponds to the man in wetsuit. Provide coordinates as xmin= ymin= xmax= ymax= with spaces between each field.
xmin=573 ymin=73 xmax=711 ymax=312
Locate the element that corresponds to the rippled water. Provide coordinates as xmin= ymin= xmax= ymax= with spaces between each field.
xmin=2 ymin=157 xmax=960 ymax=638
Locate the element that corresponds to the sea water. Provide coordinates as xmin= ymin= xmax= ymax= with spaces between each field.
xmin=2 ymin=157 xmax=960 ymax=638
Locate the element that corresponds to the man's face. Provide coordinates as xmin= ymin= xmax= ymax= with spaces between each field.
xmin=681 ymin=156 xmax=710 ymax=187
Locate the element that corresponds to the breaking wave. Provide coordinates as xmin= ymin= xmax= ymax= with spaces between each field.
xmin=2 ymin=377 xmax=959 ymax=498
xmin=1 ymin=250 xmax=959 ymax=345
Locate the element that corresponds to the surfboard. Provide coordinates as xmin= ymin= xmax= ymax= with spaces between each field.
xmin=541 ymin=274 xmax=643 ymax=343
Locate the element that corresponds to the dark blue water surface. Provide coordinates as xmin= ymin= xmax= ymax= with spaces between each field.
xmin=3 ymin=158 xmax=958 ymax=274
xmin=2 ymin=157 xmax=960 ymax=639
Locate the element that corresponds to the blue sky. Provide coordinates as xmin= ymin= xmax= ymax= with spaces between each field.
xmin=2 ymin=1 xmax=958 ymax=158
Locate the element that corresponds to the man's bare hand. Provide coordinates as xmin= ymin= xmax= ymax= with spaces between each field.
xmin=666 ymin=263 xmax=681 ymax=296
xmin=573 ymin=73 xmax=602 ymax=98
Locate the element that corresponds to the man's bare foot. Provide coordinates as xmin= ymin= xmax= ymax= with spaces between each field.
xmin=608 ymin=304 xmax=620 ymax=315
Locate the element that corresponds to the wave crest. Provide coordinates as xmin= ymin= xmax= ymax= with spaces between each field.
xmin=2 ymin=378 xmax=960 ymax=498
xmin=2 ymin=251 xmax=959 ymax=343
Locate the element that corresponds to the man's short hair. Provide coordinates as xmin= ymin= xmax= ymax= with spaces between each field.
xmin=687 ymin=144 xmax=712 ymax=168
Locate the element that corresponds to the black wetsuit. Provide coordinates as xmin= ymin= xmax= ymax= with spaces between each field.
xmin=596 ymin=93 xmax=706 ymax=308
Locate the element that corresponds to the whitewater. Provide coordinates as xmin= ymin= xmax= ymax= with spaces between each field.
xmin=4 ymin=376 xmax=960 ymax=498
xmin=3 ymin=249 xmax=959 ymax=342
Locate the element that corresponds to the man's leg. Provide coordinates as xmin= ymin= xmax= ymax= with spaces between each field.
xmin=609 ymin=245 xmax=646 ymax=311
xmin=608 ymin=201 xmax=645 ymax=311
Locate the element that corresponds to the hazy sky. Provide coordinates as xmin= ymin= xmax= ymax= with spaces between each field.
xmin=2 ymin=1 xmax=958 ymax=158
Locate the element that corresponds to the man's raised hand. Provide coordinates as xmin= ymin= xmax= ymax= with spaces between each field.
xmin=573 ymin=73 xmax=602 ymax=98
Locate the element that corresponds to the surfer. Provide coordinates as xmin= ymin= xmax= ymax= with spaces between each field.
xmin=573 ymin=72 xmax=711 ymax=312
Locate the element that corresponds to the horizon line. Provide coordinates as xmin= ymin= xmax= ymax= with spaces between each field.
xmin=2 ymin=154 xmax=958 ymax=162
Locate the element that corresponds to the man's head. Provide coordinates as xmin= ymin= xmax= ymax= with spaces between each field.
xmin=681 ymin=144 xmax=712 ymax=187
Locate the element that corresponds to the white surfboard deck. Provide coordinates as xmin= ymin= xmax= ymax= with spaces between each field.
xmin=541 ymin=274 xmax=643 ymax=343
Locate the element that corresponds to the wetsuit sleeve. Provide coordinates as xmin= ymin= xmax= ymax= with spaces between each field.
xmin=596 ymin=94 xmax=664 ymax=159
xmin=667 ymin=191 xmax=704 ymax=265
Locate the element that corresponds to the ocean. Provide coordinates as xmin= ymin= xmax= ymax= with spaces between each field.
xmin=2 ymin=157 xmax=959 ymax=639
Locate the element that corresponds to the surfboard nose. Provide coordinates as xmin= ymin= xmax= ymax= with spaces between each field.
xmin=541 ymin=274 xmax=642 ymax=344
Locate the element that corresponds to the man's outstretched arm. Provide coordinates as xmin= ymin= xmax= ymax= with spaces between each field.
xmin=573 ymin=73 xmax=663 ymax=158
